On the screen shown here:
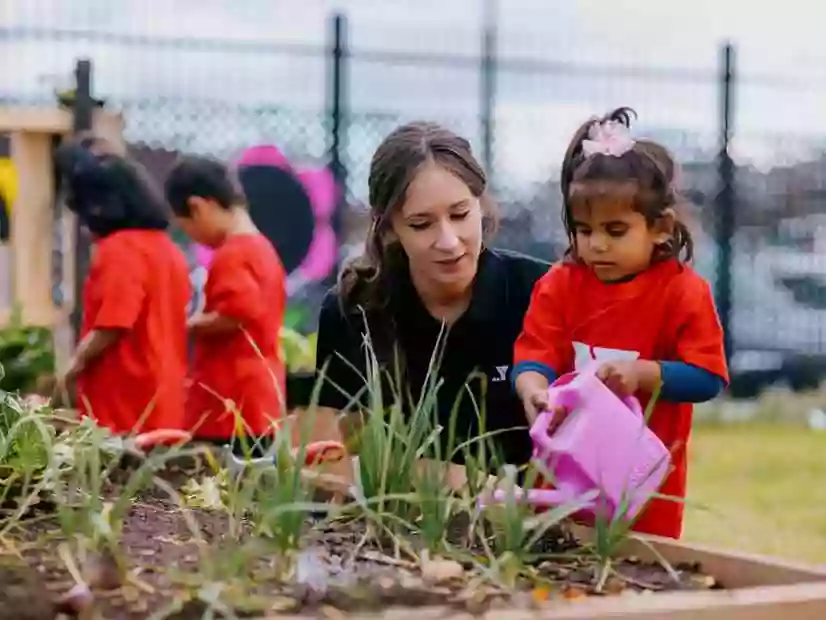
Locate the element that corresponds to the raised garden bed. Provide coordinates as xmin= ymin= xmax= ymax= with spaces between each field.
xmin=6 ymin=466 xmax=826 ymax=619
xmin=2 ymin=395 xmax=826 ymax=619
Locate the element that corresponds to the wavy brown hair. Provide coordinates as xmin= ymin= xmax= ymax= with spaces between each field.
xmin=338 ymin=121 xmax=497 ymax=360
xmin=560 ymin=106 xmax=693 ymax=263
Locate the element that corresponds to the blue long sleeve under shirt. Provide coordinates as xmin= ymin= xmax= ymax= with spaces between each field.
xmin=511 ymin=360 xmax=724 ymax=403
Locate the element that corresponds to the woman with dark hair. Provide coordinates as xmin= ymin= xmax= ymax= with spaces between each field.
xmin=56 ymin=135 xmax=191 ymax=436
xmin=312 ymin=121 xmax=549 ymax=473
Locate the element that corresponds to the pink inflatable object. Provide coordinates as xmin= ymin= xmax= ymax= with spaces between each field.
xmin=482 ymin=362 xmax=671 ymax=522
xmin=236 ymin=144 xmax=291 ymax=170
xmin=296 ymin=168 xmax=337 ymax=220
xmin=298 ymin=224 xmax=336 ymax=280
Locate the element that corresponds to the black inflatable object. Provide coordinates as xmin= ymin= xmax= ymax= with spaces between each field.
xmin=238 ymin=165 xmax=315 ymax=276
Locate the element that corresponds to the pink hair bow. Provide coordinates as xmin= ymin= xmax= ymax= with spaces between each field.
xmin=581 ymin=120 xmax=635 ymax=158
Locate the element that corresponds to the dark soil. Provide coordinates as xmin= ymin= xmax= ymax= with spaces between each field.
xmin=0 ymin=454 xmax=721 ymax=619
xmin=0 ymin=499 xmax=721 ymax=620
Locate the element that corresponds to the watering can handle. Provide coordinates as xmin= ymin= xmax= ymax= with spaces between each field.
xmin=558 ymin=362 xmax=646 ymax=419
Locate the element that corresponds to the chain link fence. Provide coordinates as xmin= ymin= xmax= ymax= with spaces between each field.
xmin=4 ymin=9 xmax=826 ymax=395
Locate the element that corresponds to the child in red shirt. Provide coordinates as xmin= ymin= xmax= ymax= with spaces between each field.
xmin=57 ymin=135 xmax=190 ymax=435
xmin=164 ymin=156 xmax=287 ymax=453
xmin=513 ymin=108 xmax=728 ymax=539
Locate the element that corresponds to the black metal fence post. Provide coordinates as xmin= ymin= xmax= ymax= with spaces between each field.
xmin=71 ymin=58 xmax=94 ymax=344
xmin=715 ymin=43 xmax=736 ymax=364
xmin=327 ymin=13 xmax=348 ymax=284
xmin=480 ymin=0 xmax=497 ymax=184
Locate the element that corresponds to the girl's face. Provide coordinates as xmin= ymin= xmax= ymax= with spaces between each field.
xmin=389 ymin=161 xmax=483 ymax=300
xmin=570 ymin=185 xmax=673 ymax=282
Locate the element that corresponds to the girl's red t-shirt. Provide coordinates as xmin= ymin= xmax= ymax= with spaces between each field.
xmin=514 ymin=259 xmax=729 ymax=539
xmin=186 ymin=233 xmax=287 ymax=441
xmin=76 ymin=229 xmax=191 ymax=434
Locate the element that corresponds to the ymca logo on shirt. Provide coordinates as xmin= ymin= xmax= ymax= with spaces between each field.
xmin=573 ymin=341 xmax=640 ymax=370
xmin=491 ymin=365 xmax=509 ymax=382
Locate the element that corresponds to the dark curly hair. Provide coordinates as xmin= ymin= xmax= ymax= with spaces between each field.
xmin=55 ymin=134 xmax=169 ymax=237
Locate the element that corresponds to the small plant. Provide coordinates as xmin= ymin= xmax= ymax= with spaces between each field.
xmin=249 ymin=429 xmax=315 ymax=552
xmin=280 ymin=327 xmax=317 ymax=373
xmin=50 ymin=417 xmax=204 ymax=582
xmin=0 ymin=308 xmax=55 ymax=393
xmin=473 ymin=462 xmax=597 ymax=588
xmin=0 ymin=390 xmax=59 ymax=526
xmin=350 ymin=322 xmax=452 ymax=543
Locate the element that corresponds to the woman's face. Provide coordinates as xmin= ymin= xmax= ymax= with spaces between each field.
xmin=389 ymin=161 xmax=483 ymax=298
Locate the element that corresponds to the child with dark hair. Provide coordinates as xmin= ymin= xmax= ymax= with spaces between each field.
xmin=513 ymin=108 xmax=728 ymax=539
xmin=56 ymin=135 xmax=190 ymax=435
xmin=165 ymin=155 xmax=287 ymax=451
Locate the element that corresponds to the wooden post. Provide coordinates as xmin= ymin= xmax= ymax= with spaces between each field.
xmin=9 ymin=130 xmax=54 ymax=326
xmin=0 ymin=106 xmax=124 ymax=373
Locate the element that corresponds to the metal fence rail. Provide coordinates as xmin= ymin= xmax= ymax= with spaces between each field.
xmin=4 ymin=12 xmax=826 ymax=395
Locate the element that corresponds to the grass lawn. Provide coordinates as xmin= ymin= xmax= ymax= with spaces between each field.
xmin=683 ymin=422 xmax=826 ymax=565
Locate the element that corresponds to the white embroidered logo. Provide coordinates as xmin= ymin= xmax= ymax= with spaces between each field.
xmin=572 ymin=341 xmax=640 ymax=370
xmin=492 ymin=365 xmax=509 ymax=383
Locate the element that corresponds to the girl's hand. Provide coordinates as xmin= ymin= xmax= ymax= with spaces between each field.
xmin=596 ymin=361 xmax=641 ymax=397
xmin=542 ymin=404 xmax=569 ymax=436
xmin=521 ymin=389 xmax=568 ymax=436
xmin=596 ymin=360 xmax=661 ymax=398
xmin=520 ymin=386 xmax=550 ymax=423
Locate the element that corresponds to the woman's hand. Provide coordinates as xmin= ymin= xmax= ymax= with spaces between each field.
xmin=596 ymin=360 xmax=661 ymax=398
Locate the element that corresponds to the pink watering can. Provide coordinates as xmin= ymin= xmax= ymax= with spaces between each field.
xmin=482 ymin=363 xmax=671 ymax=522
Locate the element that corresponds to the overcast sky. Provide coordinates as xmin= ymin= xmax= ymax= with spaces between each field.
xmin=2 ymin=0 xmax=826 ymax=184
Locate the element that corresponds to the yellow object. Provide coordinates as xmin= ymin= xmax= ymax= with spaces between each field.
xmin=0 ymin=157 xmax=17 ymax=212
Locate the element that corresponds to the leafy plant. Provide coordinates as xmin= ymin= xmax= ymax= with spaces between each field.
xmin=476 ymin=462 xmax=597 ymax=588
xmin=350 ymin=324 xmax=452 ymax=541
xmin=280 ymin=327 xmax=317 ymax=373
xmin=0 ymin=391 xmax=56 ymax=520
xmin=249 ymin=430 xmax=319 ymax=560
xmin=0 ymin=308 xmax=55 ymax=393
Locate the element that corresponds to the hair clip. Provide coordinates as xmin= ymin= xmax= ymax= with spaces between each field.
xmin=581 ymin=120 xmax=635 ymax=158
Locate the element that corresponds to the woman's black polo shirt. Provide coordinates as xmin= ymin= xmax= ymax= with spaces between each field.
xmin=314 ymin=248 xmax=550 ymax=469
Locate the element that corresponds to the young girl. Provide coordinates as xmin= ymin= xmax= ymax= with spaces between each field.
xmin=57 ymin=135 xmax=191 ymax=435
xmin=512 ymin=108 xmax=729 ymax=539
xmin=164 ymin=155 xmax=287 ymax=452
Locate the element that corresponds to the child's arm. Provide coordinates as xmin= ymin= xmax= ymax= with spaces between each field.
xmin=603 ymin=272 xmax=728 ymax=404
xmin=512 ymin=267 xmax=570 ymax=423
xmin=187 ymin=311 xmax=240 ymax=335
xmin=514 ymin=371 xmax=553 ymax=425
xmin=65 ymin=238 xmax=146 ymax=379
xmin=67 ymin=328 xmax=123 ymax=377
xmin=596 ymin=359 xmax=723 ymax=403
xmin=659 ymin=361 xmax=725 ymax=402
